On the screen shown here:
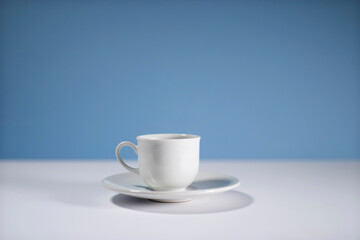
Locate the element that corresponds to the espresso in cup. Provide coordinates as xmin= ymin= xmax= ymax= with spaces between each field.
xmin=115 ymin=134 xmax=200 ymax=191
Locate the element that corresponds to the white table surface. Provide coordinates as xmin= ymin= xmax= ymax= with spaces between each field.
xmin=0 ymin=160 xmax=359 ymax=240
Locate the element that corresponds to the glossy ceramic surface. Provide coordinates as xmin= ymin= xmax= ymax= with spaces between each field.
xmin=102 ymin=171 xmax=240 ymax=202
xmin=116 ymin=134 xmax=200 ymax=191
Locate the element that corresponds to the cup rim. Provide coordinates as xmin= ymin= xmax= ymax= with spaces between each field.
xmin=136 ymin=133 xmax=200 ymax=141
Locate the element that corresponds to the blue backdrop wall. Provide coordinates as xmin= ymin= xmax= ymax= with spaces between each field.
xmin=1 ymin=0 xmax=359 ymax=159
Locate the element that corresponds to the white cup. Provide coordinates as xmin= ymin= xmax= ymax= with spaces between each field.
xmin=116 ymin=133 xmax=200 ymax=191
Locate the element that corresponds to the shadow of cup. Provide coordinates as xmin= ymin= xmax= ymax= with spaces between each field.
xmin=111 ymin=190 xmax=254 ymax=214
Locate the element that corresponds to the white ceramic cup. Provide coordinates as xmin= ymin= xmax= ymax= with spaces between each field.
xmin=115 ymin=134 xmax=200 ymax=191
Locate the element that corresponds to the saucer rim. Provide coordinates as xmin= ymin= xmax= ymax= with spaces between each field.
xmin=101 ymin=171 xmax=241 ymax=197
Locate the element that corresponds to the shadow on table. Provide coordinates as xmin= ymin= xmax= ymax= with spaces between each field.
xmin=111 ymin=190 xmax=254 ymax=214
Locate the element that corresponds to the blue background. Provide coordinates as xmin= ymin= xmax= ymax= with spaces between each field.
xmin=1 ymin=0 xmax=359 ymax=159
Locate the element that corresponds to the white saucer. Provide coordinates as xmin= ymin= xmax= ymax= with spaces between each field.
xmin=102 ymin=172 xmax=240 ymax=202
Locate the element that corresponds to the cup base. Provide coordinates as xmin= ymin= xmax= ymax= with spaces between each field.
xmin=150 ymin=187 xmax=187 ymax=192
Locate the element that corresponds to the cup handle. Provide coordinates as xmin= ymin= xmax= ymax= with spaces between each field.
xmin=115 ymin=141 xmax=139 ymax=174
